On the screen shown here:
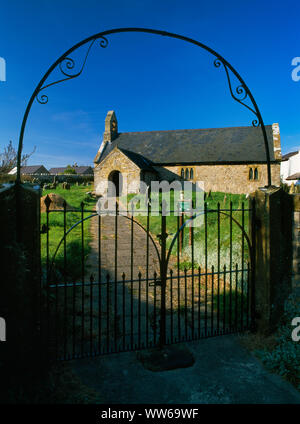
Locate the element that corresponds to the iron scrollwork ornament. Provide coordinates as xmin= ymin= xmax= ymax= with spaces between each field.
xmin=214 ymin=58 xmax=261 ymax=127
xmin=36 ymin=36 xmax=109 ymax=104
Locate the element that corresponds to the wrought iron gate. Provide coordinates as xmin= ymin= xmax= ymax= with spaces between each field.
xmin=41 ymin=195 xmax=255 ymax=360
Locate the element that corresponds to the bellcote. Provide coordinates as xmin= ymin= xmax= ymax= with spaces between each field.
xmin=103 ymin=110 xmax=118 ymax=143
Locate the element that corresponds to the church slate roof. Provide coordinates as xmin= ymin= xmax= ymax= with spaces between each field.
xmin=96 ymin=125 xmax=276 ymax=165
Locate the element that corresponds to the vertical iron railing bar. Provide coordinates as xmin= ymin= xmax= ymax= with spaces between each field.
xmin=146 ymin=201 xmax=150 ymax=346
xmin=250 ymin=197 xmax=256 ymax=331
xmin=90 ymin=274 xmax=93 ymax=356
xmin=223 ymin=265 xmax=227 ymax=333
xmin=177 ymin=260 xmax=181 ymax=342
xmin=170 ymin=269 xmax=173 ymax=343
xmin=63 ymin=202 xmax=67 ymax=359
xmin=235 ymin=263 xmax=238 ymax=329
xmin=211 ymin=265 xmax=214 ymax=335
xmin=153 ymin=272 xmax=157 ymax=345
xmin=204 ymin=202 xmax=208 ymax=337
xmin=72 ymin=266 xmax=76 ymax=358
xmin=247 ymin=262 xmax=250 ymax=328
xmin=98 ymin=213 xmax=101 ymax=354
xmin=217 ymin=202 xmax=220 ymax=334
xmin=184 ymin=267 xmax=188 ymax=340
xmin=177 ymin=207 xmax=180 ymax=342
xmin=217 ymin=259 xmax=220 ymax=334
xmin=191 ymin=201 xmax=195 ymax=339
xmin=160 ymin=205 xmax=167 ymax=347
xmin=106 ymin=274 xmax=110 ymax=353
xmin=138 ymin=272 xmax=141 ymax=349
xmin=122 ymin=272 xmax=126 ymax=351
xmin=55 ymin=260 xmax=59 ymax=359
xmin=130 ymin=203 xmax=134 ymax=350
xmin=114 ymin=202 xmax=118 ymax=352
xmin=80 ymin=202 xmax=85 ymax=356
xmin=229 ymin=201 xmax=233 ymax=331
xmin=46 ymin=203 xmax=50 ymax=351
xmin=241 ymin=202 xmax=245 ymax=330
xmin=198 ymin=266 xmax=201 ymax=338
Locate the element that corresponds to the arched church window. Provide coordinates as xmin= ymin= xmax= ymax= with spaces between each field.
xmin=190 ymin=168 xmax=194 ymax=180
xmin=181 ymin=168 xmax=184 ymax=179
xmin=185 ymin=168 xmax=189 ymax=179
xmin=249 ymin=168 xmax=253 ymax=180
xmin=254 ymin=167 xmax=258 ymax=180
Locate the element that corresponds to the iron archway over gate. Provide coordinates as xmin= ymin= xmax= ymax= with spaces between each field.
xmin=16 ymin=27 xmax=272 ymax=186
xmin=17 ymin=28 xmax=261 ymax=360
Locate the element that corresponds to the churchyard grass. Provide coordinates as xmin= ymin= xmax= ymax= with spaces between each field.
xmin=125 ymin=191 xmax=250 ymax=271
xmin=40 ymin=185 xmax=97 ymax=282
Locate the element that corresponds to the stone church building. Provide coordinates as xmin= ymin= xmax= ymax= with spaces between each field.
xmin=94 ymin=111 xmax=281 ymax=196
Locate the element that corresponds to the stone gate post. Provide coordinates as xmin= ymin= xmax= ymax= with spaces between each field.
xmin=251 ymin=187 xmax=293 ymax=334
xmin=0 ymin=182 xmax=41 ymax=384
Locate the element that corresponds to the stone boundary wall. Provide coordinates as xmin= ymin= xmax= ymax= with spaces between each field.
xmin=0 ymin=173 xmax=93 ymax=185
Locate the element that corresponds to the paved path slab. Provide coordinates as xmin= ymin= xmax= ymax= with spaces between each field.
xmin=71 ymin=335 xmax=300 ymax=404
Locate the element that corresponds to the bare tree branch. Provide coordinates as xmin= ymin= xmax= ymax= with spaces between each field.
xmin=0 ymin=141 xmax=36 ymax=174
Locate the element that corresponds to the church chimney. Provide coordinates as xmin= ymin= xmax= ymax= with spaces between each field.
xmin=103 ymin=110 xmax=118 ymax=143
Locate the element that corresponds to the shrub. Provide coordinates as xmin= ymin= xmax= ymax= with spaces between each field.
xmin=255 ymin=293 xmax=300 ymax=390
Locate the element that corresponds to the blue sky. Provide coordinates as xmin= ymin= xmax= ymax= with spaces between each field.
xmin=0 ymin=0 xmax=300 ymax=168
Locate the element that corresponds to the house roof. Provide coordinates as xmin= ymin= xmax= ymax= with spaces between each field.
xmin=21 ymin=165 xmax=49 ymax=174
xmin=96 ymin=125 xmax=276 ymax=165
xmin=286 ymin=173 xmax=300 ymax=180
xmin=8 ymin=166 xmax=17 ymax=175
xmin=74 ymin=166 xmax=94 ymax=174
xmin=49 ymin=167 xmax=67 ymax=174
xmin=281 ymin=151 xmax=298 ymax=161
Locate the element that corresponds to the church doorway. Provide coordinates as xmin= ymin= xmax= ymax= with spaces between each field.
xmin=108 ymin=170 xmax=123 ymax=197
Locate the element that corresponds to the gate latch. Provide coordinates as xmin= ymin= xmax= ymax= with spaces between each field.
xmin=149 ymin=280 xmax=162 ymax=287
